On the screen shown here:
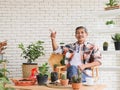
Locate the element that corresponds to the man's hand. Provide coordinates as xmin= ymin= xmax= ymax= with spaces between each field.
xmin=78 ymin=64 xmax=86 ymax=71
xmin=49 ymin=29 xmax=56 ymax=40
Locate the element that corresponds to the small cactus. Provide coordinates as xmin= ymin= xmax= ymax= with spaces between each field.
xmin=61 ymin=73 xmax=66 ymax=80
xmin=103 ymin=42 xmax=108 ymax=47
xmin=103 ymin=42 xmax=108 ymax=51
xmin=71 ymin=69 xmax=81 ymax=83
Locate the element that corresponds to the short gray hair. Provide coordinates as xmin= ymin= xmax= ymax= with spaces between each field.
xmin=75 ymin=26 xmax=88 ymax=34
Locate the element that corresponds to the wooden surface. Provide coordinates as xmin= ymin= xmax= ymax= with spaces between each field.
xmin=6 ymin=84 xmax=106 ymax=90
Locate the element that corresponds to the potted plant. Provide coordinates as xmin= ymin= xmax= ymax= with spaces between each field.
xmin=50 ymin=71 xmax=58 ymax=83
xmin=0 ymin=41 xmax=7 ymax=60
xmin=60 ymin=73 xmax=69 ymax=86
xmin=105 ymin=20 xmax=115 ymax=28
xmin=105 ymin=0 xmax=120 ymax=10
xmin=53 ymin=64 xmax=60 ymax=72
xmin=18 ymin=40 xmax=45 ymax=78
xmin=112 ymin=33 xmax=120 ymax=50
xmin=59 ymin=42 xmax=66 ymax=66
xmin=71 ymin=69 xmax=82 ymax=90
xmin=103 ymin=42 xmax=108 ymax=51
xmin=37 ymin=62 xmax=49 ymax=85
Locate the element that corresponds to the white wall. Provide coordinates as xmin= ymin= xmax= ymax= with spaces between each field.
xmin=0 ymin=0 xmax=120 ymax=90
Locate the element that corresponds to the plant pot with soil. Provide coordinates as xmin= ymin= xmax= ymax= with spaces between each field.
xmin=37 ymin=62 xmax=49 ymax=85
xmin=105 ymin=0 xmax=120 ymax=10
xmin=103 ymin=42 xmax=108 ymax=51
xmin=60 ymin=72 xmax=69 ymax=86
xmin=18 ymin=40 xmax=45 ymax=78
xmin=71 ymin=69 xmax=82 ymax=90
xmin=112 ymin=33 xmax=120 ymax=50
xmin=51 ymin=71 xmax=58 ymax=82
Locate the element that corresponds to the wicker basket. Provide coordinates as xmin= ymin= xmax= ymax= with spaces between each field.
xmin=22 ymin=63 xmax=38 ymax=78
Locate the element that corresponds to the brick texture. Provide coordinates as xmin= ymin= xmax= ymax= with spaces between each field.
xmin=0 ymin=0 xmax=120 ymax=89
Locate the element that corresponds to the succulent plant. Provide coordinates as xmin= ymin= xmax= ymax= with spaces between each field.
xmin=106 ymin=0 xmax=118 ymax=7
xmin=61 ymin=73 xmax=67 ymax=80
xmin=103 ymin=42 xmax=108 ymax=46
xmin=112 ymin=33 xmax=120 ymax=42
xmin=71 ymin=69 xmax=81 ymax=83
xmin=106 ymin=20 xmax=115 ymax=25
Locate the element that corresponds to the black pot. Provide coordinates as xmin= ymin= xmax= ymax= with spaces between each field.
xmin=37 ymin=74 xmax=48 ymax=85
xmin=114 ymin=42 xmax=120 ymax=50
xmin=103 ymin=46 xmax=108 ymax=51
xmin=51 ymin=72 xmax=58 ymax=82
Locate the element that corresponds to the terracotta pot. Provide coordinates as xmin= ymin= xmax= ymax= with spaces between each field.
xmin=11 ymin=78 xmax=36 ymax=86
xmin=72 ymin=83 xmax=82 ymax=90
xmin=60 ymin=79 xmax=69 ymax=86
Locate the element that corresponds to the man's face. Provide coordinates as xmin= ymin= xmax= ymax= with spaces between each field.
xmin=75 ymin=29 xmax=88 ymax=43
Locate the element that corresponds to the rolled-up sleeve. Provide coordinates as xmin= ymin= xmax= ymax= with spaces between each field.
xmin=53 ymin=46 xmax=63 ymax=54
xmin=93 ymin=46 xmax=102 ymax=65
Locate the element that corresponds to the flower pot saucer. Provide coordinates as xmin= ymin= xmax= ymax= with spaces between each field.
xmin=11 ymin=78 xmax=36 ymax=86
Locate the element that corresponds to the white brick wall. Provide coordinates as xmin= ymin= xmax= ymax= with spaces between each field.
xmin=0 ymin=0 xmax=120 ymax=89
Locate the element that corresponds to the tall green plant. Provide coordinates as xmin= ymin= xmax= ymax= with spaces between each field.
xmin=112 ymin=33 xmax=120 ymax=42
xmin=18 ymin=41 xmax=45 ymax=63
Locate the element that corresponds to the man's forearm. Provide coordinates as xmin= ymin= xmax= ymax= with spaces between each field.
xmin=79 ymin=61 xmax=100 ymax=71
xmin=51 ymin=39 xmax=58 ymax=51
xmin=84 ymin=61 xmax=100 ymax=69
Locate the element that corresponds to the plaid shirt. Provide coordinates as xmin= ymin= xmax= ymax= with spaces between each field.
xmin=54 ymin=41 xmax=102 ymax=65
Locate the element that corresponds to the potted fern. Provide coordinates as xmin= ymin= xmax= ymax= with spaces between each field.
xmin=112 ymin=33 xmax=120 ymax=50
xmin=18 ymin=40 xmax=45 ymax=78
xmin=71 ymin=69 xmax=82 ymax=90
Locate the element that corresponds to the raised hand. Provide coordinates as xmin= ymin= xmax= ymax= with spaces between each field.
xmin=49 ymin=29 xmax=57 ymax=40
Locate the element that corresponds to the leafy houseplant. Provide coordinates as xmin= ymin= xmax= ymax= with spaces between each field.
xmin=71 ymin=69 xmax=82 ymax=90
xmin=18 ymin=40 xmax=45 ymax=63
xmin=18 ymin=40 xmax=45 ymax=78
xmin=103 ymin=42 xmax=108 ymax=51
xmin=37 ymin=62 xmax=49 ymax=85
xmin=112 ymin=33 xmax=120 ymax=50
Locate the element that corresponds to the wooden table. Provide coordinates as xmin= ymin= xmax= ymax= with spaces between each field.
xmin=6 ymin=84 xmax=106 ymax=90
